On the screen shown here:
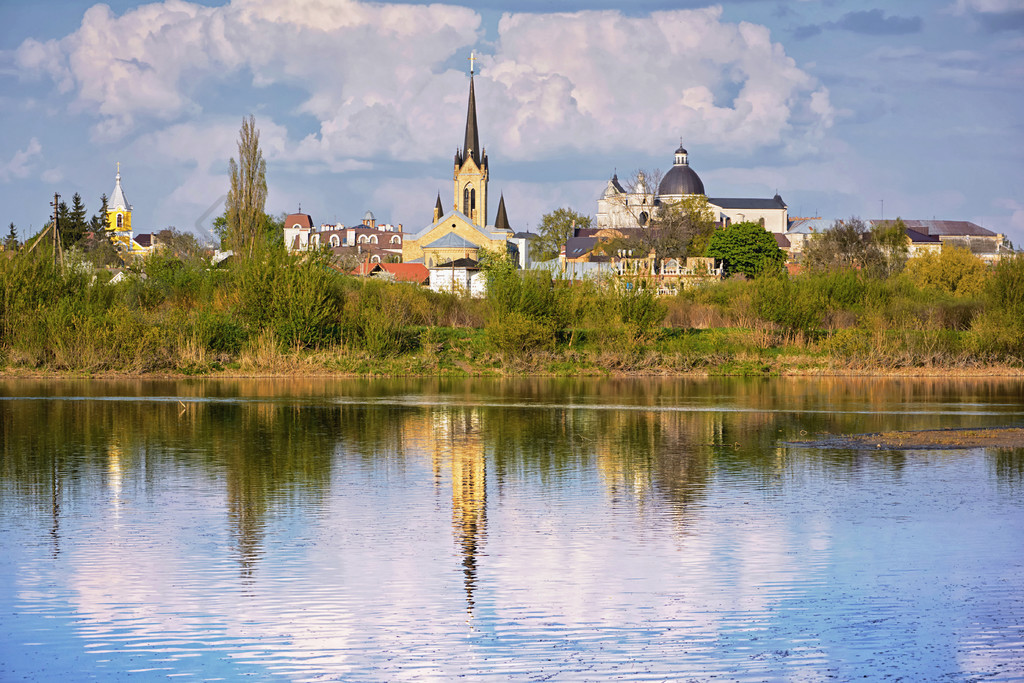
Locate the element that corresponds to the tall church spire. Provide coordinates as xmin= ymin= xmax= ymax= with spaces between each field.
xmin=463 ymin=74 xmax=480 ymax=167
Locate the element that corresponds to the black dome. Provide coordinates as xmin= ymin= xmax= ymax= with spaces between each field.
xmin=658 ymin=165 xmax=705 ymax=196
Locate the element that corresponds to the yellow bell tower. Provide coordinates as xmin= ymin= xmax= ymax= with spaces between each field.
xmin=453 ymin=52 xmax=488 ymax=228
xmin=105 ymin=163 xmax=133 ymax=250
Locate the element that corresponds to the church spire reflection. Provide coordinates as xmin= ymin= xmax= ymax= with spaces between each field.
xmin=431 ymin=408 xmax=487 ymax=614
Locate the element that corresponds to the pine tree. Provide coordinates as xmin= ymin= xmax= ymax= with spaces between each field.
xmin=4 ymin=222 xmax=17 ymax=250
xmin=226 ymin=115 xmax=267 ymax=258
xmin=89 ymin=193 xmax=109 ymax=234
xmin=65 ymin=192 xmax=89 ymax=247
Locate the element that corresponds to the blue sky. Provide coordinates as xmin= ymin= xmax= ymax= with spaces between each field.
xmin=1 ymin=0 xmax=1022 ymax=245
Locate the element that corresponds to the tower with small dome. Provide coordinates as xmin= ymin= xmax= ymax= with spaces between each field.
xmin=106 ymin=163 xmax=134 ymax=250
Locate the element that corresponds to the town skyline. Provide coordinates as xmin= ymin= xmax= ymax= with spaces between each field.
xmin=1 ymin=0 xmax=1021 ymax=245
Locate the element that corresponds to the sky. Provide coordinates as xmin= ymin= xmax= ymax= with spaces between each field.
xmin=1 ymin=0 xmax=1022 ymax=246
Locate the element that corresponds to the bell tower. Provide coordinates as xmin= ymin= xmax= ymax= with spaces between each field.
xmin=105 ymin=163 xmax=133 ymax=250
xmin=453 ymin=52 xmax=488 ymax=228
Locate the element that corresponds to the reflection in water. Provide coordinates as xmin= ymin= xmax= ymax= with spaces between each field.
xmin=429 ymin=409 xmax=487 ymax=613
xmin=1 ymin=377 xmax=1023 ymax=680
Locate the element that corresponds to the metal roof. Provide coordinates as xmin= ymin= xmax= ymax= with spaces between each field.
xmin=709 ymin=196 xmax=787 ymax=210
xmin=424 ymin=232 xmax=478 ymax=250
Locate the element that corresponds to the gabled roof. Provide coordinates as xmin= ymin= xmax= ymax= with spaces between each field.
xmin=285 ymin=213 xmax=313 ymax=229
xmin=773 ymin=233 xmax=791 ymax=249
xmin=133 ymin=233 xmax=152 ymax=248
xmin=425 ymin=232 xmax=478 ymax=249
xmin=872 ymin=219 xmax=997 ymax=238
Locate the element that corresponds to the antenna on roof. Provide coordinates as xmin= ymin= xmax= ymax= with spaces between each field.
xmin=298 ymin=202 xmax=302 ymax=213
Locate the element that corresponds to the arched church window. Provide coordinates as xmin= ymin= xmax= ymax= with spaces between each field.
xmin=759 ymin=217 xmax=765 ymax=227
xmin=116 ymin=213 xmax=123 ymax=228
xmin=330 ymin=235 xmax=340 ymax=247
xmin=391 ymin=235 xmax=400 ymax=244
xmin=370 ymin=235 xmax=378 ymax=244
xmin=464 ymin=186 xmax=470 ymax=214
xmin=638 ymin=212 xmax=648 ymax=227
xmin=470 ymin=188 xmax=476 ymax=212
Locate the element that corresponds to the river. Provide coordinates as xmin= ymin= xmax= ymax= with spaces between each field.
xmin=1 ymin=377 xmax=1022 ymax=681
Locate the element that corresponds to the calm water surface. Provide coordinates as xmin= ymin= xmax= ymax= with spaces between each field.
xmin=1 ymin=377 xmax=1023 ymax=681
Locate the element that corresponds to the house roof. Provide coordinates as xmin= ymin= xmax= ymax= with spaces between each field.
xmin=425 ymin=232 xmax=478 ymax=249
xmin=905 ymin=228 xmax=940 ymax=243
xmin=133 ymin=233 xmax=152 ymax=248
xmin=565 ymin=236 xmax=597 ymax=258
xmin=378 ymin=262 xmax=429 ymax=283
xmin=433 ymin=257 xmax=480 ymax=269
xmin=710 ymin=196 xmax=787 ymax=210
xmin=285 ymin=213 xmax=314 ymax=230
xmin=872 ymin=219 xmax=997 ymax=238
xmin=773 ymin=233 xmax=791 ymax=248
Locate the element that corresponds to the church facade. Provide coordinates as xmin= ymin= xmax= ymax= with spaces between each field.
xmin=402 ymin=62 xmax=516 ymax=270
xmin=597 ymin=145 xmax=789 ymax=234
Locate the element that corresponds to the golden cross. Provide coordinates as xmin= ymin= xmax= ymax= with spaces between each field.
xmin=468 ymin=50 xmax=476 ymax=75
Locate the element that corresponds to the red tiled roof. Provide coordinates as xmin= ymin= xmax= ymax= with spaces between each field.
xmin=379 ymin=262 xmax=429 ymax=283
xmin=285 ymin=213 xmax=314 ymax=230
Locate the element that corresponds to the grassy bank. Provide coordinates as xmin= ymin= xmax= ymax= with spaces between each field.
xmin=2 ymin=245 xmax=1023 ymax=378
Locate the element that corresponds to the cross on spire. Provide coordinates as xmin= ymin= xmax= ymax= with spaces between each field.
xmin=468 ymin=50 xmax=476 ymax=75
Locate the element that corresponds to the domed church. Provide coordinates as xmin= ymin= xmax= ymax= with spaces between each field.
xmin=596 ymin=143 xmax=789 ymax=234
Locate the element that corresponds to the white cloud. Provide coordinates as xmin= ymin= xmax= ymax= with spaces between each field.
xmin=0 ymin=138 xmax=43 ymax=182
xmin=954 ymin=0 xmax=1024 ymax=13
xmin=14 ymin=1 xmax=832 ymax=165
xmin=486 ymin=7 xmax=832 ymax=159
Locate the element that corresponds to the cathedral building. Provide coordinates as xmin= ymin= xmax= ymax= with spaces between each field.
xmin=402 ymin=59 xmax=516 ymax=270
xmin=597 ymin=144 xmax=790 ymax=234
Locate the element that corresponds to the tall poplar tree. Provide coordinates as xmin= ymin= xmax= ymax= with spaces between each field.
xmin=225 ymin=115 xmax=267 ymax=258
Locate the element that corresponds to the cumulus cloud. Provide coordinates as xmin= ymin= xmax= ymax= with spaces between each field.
xmin=0 ymin=137 xmax=43 ymax=182
xmin=486 ymin=7 xmax=832 ymax=158
xmin=13 ymin=0 xmax=832 ymax=165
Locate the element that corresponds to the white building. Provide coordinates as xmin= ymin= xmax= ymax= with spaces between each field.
xmin=597 ymin=144 xmax=790 ymax=234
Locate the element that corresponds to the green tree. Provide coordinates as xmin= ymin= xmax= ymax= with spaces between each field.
xmin=64 ymin=192 xmax=89 ymax=247
xmin=802 ymin=218 xmax=876 ymax=274
xmin=645 ymin=194 xmax=716 ymax=260
xmin=226 ymin=114 xmax=268 ymax=258
xmin=533 ymin=207 xmax=592 ymax=261
xmin=705 ymin=221 xmax=786 ymax=278
xmin=89 ymin=193 xmax=109 ymax=234
xmin=870 ymin=218 xmax=909 ymax=277
xmin=4 ymin=222 xmax=17 ymax=251
xmin=905 ymin=246 xmax=988 ymax=297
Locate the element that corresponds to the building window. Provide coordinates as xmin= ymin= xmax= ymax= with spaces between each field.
xmin=638 ymin=211 xmax=648 ymax=227
xmin=330 ymin=235 xmax=340 ymax=247
xmin=116 ymin=213 xmax=123 ymax=228
xmin=463 ymin=186 xmax=470 ymax=214
xmin=370 ymin=235 xmax=378 ymax=244
xmin=391 ymin=235 xmax=400 ymax=244
xmin=358 ymin=235 xmax=367 ymax=244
